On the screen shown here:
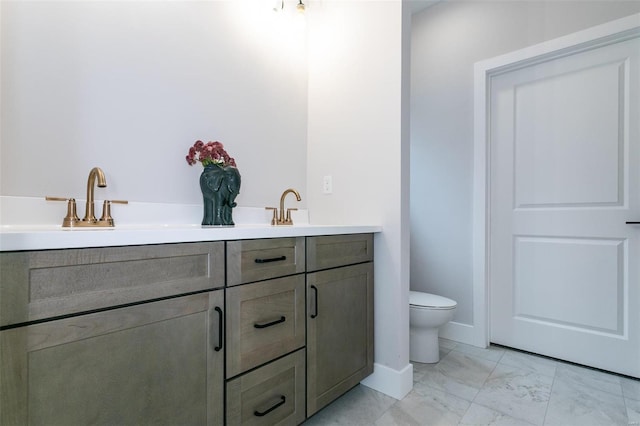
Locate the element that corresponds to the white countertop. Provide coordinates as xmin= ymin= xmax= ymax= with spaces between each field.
xmin=0 ymin=197 xmax=381 ymax=251
xmin=0 ymin=224 xmax=381 ymax=251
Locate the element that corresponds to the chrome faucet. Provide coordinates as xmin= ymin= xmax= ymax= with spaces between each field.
xmin=265 ymin=188 xmax=301 ymax=225
xmin=46 ymin=167 xmax=128 ymax=227
xmin=83 ymin=167 xmax=107 ymax=222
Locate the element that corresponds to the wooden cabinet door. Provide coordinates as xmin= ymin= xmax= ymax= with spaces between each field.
xmin=306 ymin=263 xmax=374 ymax=416
xmin=0 ymin=291 xmax=225 ymax=426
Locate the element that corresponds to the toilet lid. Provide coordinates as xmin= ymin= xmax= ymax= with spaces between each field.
xmin=410 ymin=291 xmax=457 ymax=309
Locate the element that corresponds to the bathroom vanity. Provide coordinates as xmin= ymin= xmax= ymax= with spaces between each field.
xmin=0 ymin=227 xmax=377 ymax=425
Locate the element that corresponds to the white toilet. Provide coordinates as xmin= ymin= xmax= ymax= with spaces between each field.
xmin=409 ymin=291 xmax=457 ymax=363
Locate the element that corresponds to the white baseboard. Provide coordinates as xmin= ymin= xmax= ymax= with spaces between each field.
xmin=440 ymin=321 xmax=487 ymax=348
xmin=360 ymin=362 xmax=413 ymax=400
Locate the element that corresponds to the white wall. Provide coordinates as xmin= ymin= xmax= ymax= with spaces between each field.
xmin=307 ymin=0 xmax=412 ymax=399
xmin=1 ymin=1 xmax=308 ymax=209
xmin=410 ymin=1 xmax=640 ymax=341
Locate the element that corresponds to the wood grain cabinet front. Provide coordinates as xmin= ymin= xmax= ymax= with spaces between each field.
xmin=227 ymin=238 xmax=305 ymax=286
xmin=0 ymin=242 xmax=225 ymax=327
xmin=226 ymin=274 xmax=306 ymax=378
xmin=226 ymin=349 xmax=306 ymax=426
xmin=0 ymin=234 xmax=374 ymax=425
xmin=306 ymin=236 xmax=374 ymax=417
xmin=0 ymin=290 xmax=225 ymax=426
xmin=307 ymin=233 xmax=373 ymax=272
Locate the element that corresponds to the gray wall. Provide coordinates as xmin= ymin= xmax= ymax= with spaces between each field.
xmin=410 ymin=1 xmax=640 ymax=327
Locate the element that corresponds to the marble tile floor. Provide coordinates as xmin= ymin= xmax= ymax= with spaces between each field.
xmin=304 ymin=339 xmax=640 ymax=426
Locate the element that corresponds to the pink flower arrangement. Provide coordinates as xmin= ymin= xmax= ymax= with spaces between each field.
xmin=186 ymin=140 xmax=237 ymax=168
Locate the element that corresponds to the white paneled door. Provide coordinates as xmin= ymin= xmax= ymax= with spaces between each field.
xmin=489 ymin=31 xmax=640 ymax=377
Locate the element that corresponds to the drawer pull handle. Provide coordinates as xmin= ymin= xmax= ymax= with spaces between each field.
xmin=214 ymin=307 xmax=223 ymax=352
xmin=311 ymin=285 xmax=318 ymax=319
xmin=254 ymin=395 xmax=286 ymax=417
xmin=254 ymin=316 xmax=286 ymax=329
xmin=255 ymin=255 xmax=287 ymax=264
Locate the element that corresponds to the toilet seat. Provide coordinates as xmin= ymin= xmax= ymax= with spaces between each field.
xmin=410 ymin=291 xmax=457 ymax=310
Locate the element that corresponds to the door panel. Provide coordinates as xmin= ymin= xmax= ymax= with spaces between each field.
xmin=513 ymin=236 xmax=624 ymax=334
xmin=489 ymin=34 xmax=640 ymax=377
xmin=513 ymin=60 xmax=625 ymax=208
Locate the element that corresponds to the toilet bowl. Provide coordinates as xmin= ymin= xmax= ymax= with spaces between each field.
xmin=409 ymin=291 xmax=457 ymax=363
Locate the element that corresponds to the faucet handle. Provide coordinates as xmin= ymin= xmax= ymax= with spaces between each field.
xmin=100 ymin=200 xmax=128 ymax=225
xmin=46 ymin=196 xmax=80 ymax=227
xmin=100 ymin=200 xmax=113 ymax=223
xmin=265 ymin=207 xmax=278 ymax=226
xmin=45 ymin=196 xmax=70 ymax=202
xmin=285 ymin=208 xmax=298 ymax=224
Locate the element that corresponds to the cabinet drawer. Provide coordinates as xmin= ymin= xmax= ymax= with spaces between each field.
xmin=0 ymin=242 xmax=224 ymax=327
xmin=226 ymin=275 xmax=305 ymax=377
xmin=226 ymin=349 xmax=305 ymax=426
xmin=227 ymin=238 xmax=305 ymax=286
xmin=307 ymin=233 xmax=373 ymax=272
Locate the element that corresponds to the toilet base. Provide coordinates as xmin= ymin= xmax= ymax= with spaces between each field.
xmin=410 ymin=327 xmax=440 ymax=363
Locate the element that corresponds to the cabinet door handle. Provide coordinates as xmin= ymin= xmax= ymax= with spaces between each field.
xmin=254 ymin=316 xmax=286 ymax=329
xmin=254 ymin=395 xmax=286 ymax=417
xmin=310 ymin=285 xmax=318 ymax=319
xmin=627 ymin=222 xmax=640 ymax=224
xmin=254 ymin=255 xmax=287 ymax=264
xmin=214 ymin=306 xmax=223 ymax=352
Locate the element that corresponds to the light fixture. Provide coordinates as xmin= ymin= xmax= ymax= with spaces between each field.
xmin=273 ymin=0 xmax=305 ymax=13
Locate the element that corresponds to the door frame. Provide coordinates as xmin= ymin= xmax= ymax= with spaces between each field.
xmin=472 ymin=13 xmax=640 ymax=348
